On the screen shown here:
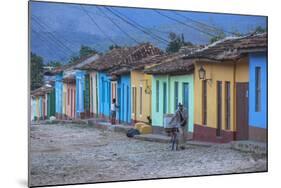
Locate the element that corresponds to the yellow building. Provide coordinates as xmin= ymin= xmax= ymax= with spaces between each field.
xmin=131 ymin=70 xmax=153 ymax=124
xmin=193 ymin=57 xmax=248 ymax=142
xmin=189 ymin=34 xmax=266 ymax=143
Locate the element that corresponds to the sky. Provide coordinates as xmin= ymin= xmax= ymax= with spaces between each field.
xmin=30 ymin=1 xmax=267 ymax=63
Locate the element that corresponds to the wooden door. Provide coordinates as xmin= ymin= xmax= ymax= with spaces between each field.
xmin=236 ymin=83 xmax=249 ymax=140
xmin=217 ymin=81 xmax=222 ymax=137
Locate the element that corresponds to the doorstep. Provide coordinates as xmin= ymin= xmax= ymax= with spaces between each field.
xmin=231 ymin=140 xmax=267 ymax=154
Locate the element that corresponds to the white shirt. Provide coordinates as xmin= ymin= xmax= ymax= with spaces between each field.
xmin=111 ymin=103 xmax=116 ymax=111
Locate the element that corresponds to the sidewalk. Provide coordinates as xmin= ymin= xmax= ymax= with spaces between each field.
xmin=87 ymin=119 xmax=132 ymax=133
xmin=231 ymin=140 xmax=267 ymax=154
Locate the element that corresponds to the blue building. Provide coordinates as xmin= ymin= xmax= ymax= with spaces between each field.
xmin=55 ymin=73 xmax=63 ymax=118
xmin=117 ymin=74 xmax=131 ymax=124
xmin=248 ymin=52 xmax=267 ymax=142
xmin=98 ymin=72 xmax=111 ymax=117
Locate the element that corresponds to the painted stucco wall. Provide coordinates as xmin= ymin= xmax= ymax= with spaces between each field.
xmin=151 ymin=74 xmax=194 ymax=132
xmin=76 ymin=70 xmax=85 ymax=117
xmin=31 ymin=97 xmax=36 ymax=121
xmin=131 ymin=70 xmax=152 ymax=123
xmin=55 ymin=73 xmax=63 ymax=114
xmin=98 ymin=72 xmax=111 ymax=117
xmin=89 ymin=71 xmax=98 ymax=115
xmin=39 ymin=96 xmax=43 ymax=119
xmin=117 ymin=74 xmax=131 ymax=123
xmin=194 ymin=58 xmax=249 ymax=132
xmin=249 ymin=52 xmax=267 ymax=129
xmin=151 ymin=75 xmax=169 ymax=127
xmin=66 ymin=83 xmax=76 ymax=119
xmin=36 ymin=97 xmax=39 ymax=119
xmin=169 ymin=74 xmax=194 ymax=132
xmin=110 ymin=80 xmax=118 ymax=119
xmin=62 ymin=83 xmax=67 ymax=116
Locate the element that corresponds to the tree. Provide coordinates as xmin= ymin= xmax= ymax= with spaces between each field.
xmin=68 ymin=55 xmax=80 ymax=64
xmin=166 ymin=32 xmax=192 ymax=53
xmin=209 ymin=31 xmax=225 ymax=43
xmin=68 ymin=45 xmax=98 ymax=64
xmin=166 ymin=32 xmax=182 ymax=53
xmin=31 ymin=53 xmax=44 ymax=90
xmin=79 ymin=45 xmax=98 ymax=57
xmin=109 ymin=44 xmax=121 ymax=50
xmin=254 ymin=26 xmax=266 ymax=34
xmin=46 ymin=61 xmax=62 ymax=68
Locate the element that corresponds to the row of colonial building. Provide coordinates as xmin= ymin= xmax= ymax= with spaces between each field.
xmin=31 ymin=32 xmax=267 ymax=143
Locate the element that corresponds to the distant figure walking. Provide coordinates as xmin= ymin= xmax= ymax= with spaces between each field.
xmin=169 ymin=103 xmax=188 ymax=150
xmin=111 ymin=98 xmax=119 ymax=125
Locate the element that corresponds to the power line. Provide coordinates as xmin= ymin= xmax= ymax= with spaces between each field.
xmin=31 ymin=22 xmax=74 ymax=57
xmin=105 ymin=7 xmax=169 ymax=45
xmin=172 ymin=11 xmax=237 ymax=36
xmin=32 ymin=16 xmax=76 ymax=55
xmin=111 ymin=8 xmax=170 ymax=44
xmin=31 ymin=27 xmax=71 ymax=59
xmin=154 ymin=10 xmax=217 ymax=37
xmin=33 ymin=15 xmax=78 ymax=50
xmin=79 ymin=5 xmax=118 ymax=46
xmin=96 ymin=6 xmax=141 ymax=44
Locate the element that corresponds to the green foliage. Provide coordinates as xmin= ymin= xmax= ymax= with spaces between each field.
xmin=209 ymin=31 xmax=226 ymax=43
xmin=68 ymin=45 xmax=98 ymax=64
xmin=109 ymin=44 xmax=121 ymax=50
xmin=31 ymin=53 xmax=44 ymax=90
xmin=254 ymin=26 xmax=266 ymax=34
xmin=79 ymin=45 xmax=98 ymax=57
xmin=166 ymin=32 xmax=192 ymax=53
xmin=46 ymin=61 xmax=62 ymax=68
xmin=68 ymin=55 xmax=80 ymax=64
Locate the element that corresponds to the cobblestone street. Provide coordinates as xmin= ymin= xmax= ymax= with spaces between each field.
xmin=30 ymin=123 xmax=267 ymax=187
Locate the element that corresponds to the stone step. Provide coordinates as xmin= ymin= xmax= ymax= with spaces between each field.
xmin=231 ymin=140 xmax=267 ymax=154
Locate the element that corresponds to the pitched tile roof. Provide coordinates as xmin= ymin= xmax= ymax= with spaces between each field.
xmin=79 ymin=43 xmax=163 ymax=72
xmin=186 ymin=32 xmax=267 ymax=61
xmin=144 ymin=53 xmax=194 ymax=75
xmin=31 ymin=84 xmax=53 ymax=96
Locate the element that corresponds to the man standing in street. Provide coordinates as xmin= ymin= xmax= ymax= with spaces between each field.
xmin=169 ymin=103 xmax=188 ymax=150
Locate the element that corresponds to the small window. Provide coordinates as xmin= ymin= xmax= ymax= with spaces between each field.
xmin=156 ymin=80 xmax=159 ymax=112
xmin=255 ymin=67 xmax=261 ymax=112
xmin=174 ymin=81 xmax=179 ymax=110
xmin=139 ymin=87 xmax=142 ymax=115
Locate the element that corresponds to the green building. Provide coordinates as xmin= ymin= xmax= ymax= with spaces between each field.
xmin=145 ymin=56 xmax=194 ymax=134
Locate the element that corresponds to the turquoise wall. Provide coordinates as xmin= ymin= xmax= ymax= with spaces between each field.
xmin=151 ymin=74 xmax=194 ymax=132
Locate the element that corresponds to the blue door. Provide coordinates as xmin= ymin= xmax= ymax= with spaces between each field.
xmin=126 ymin=85 xmax=130 ymax=123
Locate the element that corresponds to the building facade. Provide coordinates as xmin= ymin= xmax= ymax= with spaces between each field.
xmin=131 ymin=70 xmax=152 ymax=124
xmin=193 ymin=58 xmax=249 ymax=143
xmin=248 ymin=52 xmax=267 ymax=142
